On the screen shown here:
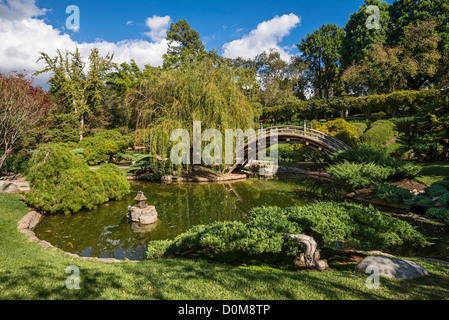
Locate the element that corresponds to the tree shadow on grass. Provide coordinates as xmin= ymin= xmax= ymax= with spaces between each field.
xmin=122 ymin=258 xmax=384 ymax=300
xmin=1 ymin=254 xmax=448 ymax=300
xmin=0 ymin=263 xmax=124 ymax=300
xmin=125 ymin=257 xmax=449 ymax=300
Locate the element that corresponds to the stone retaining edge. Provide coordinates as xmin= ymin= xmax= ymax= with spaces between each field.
xmin=17 ymin=210 xmax=138 ymax=263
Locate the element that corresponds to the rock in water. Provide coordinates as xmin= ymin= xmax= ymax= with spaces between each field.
xmin=127 ymin=205 xmax=158 ymax=225
xmin=355 ymin=255 xmax=429 ymax=280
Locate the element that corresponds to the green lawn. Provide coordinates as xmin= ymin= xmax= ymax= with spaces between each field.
xmin=416 ymin=163 xmax=449 ymax=186
xmin=1 ymin=193 xmax=449 ymax=300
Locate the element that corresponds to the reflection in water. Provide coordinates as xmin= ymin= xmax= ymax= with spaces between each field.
xmin=33 ymin=177 xmax=449 ymax=261
xmin=34 ymin=178 xmax=315 ymax=260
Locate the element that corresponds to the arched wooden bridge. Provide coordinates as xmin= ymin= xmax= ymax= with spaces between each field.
xmin=226 ymin=125 xmax=352 ymax=174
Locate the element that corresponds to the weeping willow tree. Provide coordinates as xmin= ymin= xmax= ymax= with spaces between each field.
xmin=127 ymin=57 xmax=261 ymax=174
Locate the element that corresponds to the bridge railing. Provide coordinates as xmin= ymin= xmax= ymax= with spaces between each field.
xmin=227 ymin=125 xmax=352 ymax=173
xmin=244 ymin=126 xmax=351 ymax=153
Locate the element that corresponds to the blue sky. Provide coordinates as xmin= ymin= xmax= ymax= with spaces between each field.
xmin=38 ymin=0 xmax=370 ymax=55
xmin=0 ymin=0 xmax=390 ymax=86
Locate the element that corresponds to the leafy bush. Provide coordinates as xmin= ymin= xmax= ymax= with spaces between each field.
xmin=373 ymin=183 xmax=413 ymax=203
xmin=27 ymin=143 xmax=85 ymax=185
xmin=312 ymin=119 xmax=360 ymax=148
xmin=331 ymin=145 xmax=422 ymax=180
xmin=261 ymin=89 xmax=445 ymax=122
xmin=278 ymin=144 xmax=299 ymax=162
xmin=26 ymin=143 xmax=130 ymax=214
xmin=370 ymin=119 xmax=396 ymax=131
xmin=80 ymin=130 xmax=134 ymax=165
xmin=361 ymin=124 xmax=395 ymax=146
xmin=129 ymin=154 xmax=172 ymax=180
xmin=147 ymin=202 xmax=429 ymax=259
xmin=352 ymin=122 xmax=368 ymax=137
xmin=425 ymin=208 xmax=449 ymax=219
xmin=1 ymin=151 xmax=31 ymax=175
xmin=97 ymin=163 xmax=130 ymax=200
xmin=439 ymin=192 xmax=449 ymax=206
xmin=425 ymin=184 xmax=449 ymax=197
xmin=50 ymin=168 xmax=108 ymax=214
xmin=146 ymin=240 xmax=173 ymax=259
xmin=404 ymin=195 xmax=435 ymax=207
xmin=393 ymin=162 xmax=423 ymax=180
xmin=326 ymin=161 xmax=393 ymax=189
xmin=332 ymin=145 xmax=392 ymax=164
xmin=71 ymin=148 xmax=85 ymax=160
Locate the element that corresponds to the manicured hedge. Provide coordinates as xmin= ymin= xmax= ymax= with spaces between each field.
xmin=360 ymin=120 xmax=397 ymax=146
xmin=261 ymin=89 xmax=448 ymax=122
xmin=352 ymin=122 xmax=368 ymax=137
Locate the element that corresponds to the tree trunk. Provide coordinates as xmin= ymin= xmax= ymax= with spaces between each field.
xmin=79 ymin=114 xmax=84 ymax=141
xmin=283 ymin=233 xmax=328 ymax=270
xmin=0 ymin=151 xmax=9 ymax=171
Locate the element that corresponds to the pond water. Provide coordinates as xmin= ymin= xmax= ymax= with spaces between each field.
xmin=33 ymin=176 xmax=449 ymax=261
xmin=33 ymin=177 xmax=317 ymax=260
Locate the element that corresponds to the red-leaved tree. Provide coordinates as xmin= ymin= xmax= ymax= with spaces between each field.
xmin=0 ymin=73 xmax=51 ymax=170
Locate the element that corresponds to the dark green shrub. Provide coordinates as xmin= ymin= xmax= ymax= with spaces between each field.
xmin=326 ymin=161 xmax=393 ymax=189
xmin=97 ymin=163 xmax=130 ymax=200
xmin=405 ymin=195 xmax=435 ymax=207
xmin=129 ymin=154 xmax=173 ymax=180
xmin=331 ymin=145 xmax=422 ymax=180
xmin=1 ymin=151 xmax=31 ymax=175
xmin=439 ymin=192 xmax=449 ymax=206
xmin=26 ymin=143 xmax=130 ymax=214
xmin=54 ymin=168 xmax=108 ymax=214
xmin=27 ymin=143 xmax=85 ymax=185
xmin=278 ymin=144 xmax=298 ymax=162
xmin=425 ymin=184 xmax=449 ymax=197
xmin=332 ymin=145 xmax=392 ymax=165
xmin=147 ymin=202 xmax=429 ymax=259
xmin=373 ymin=183 xmax=413 ymax=203
xmin=146 ymin=240 xmax=173 ymax=259
xmin=80 ymin=130 xmax=134 ymax=165
xmin=392 ymin=162 xmax=422 ymax=179
xmin=426 ymin=207 xmax=449 ymax=220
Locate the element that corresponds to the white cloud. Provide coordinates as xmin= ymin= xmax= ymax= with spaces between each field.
xmin=0 ymin=0 xmax=44 ymax=20
xmin=0 ymin=1 xmax=170 ymax=87
xmin=144 ymin=15 xmax=171 ymax=42
xmin=222 ymin=13 xmax=300 ymax=61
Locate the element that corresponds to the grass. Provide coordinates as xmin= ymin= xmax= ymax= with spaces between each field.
xmin=415 ymin=163 xmax=449 ymax=186
xmin=1 ymin=193 xmax=449 ymax=300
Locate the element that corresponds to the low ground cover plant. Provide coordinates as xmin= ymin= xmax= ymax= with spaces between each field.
xmin=373 ymin=182 xmax=413 ymax=203
xmin=147 ymin=202 xmax=430 ymax=261
xmin=327 ymin=146 xmax=422 ymax=188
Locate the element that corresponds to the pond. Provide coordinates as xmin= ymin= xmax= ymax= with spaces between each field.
xmin=33 ymin=176 xmax=449 ymax=262
xmin=33 ymin=177 xmax=317 ymax=260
